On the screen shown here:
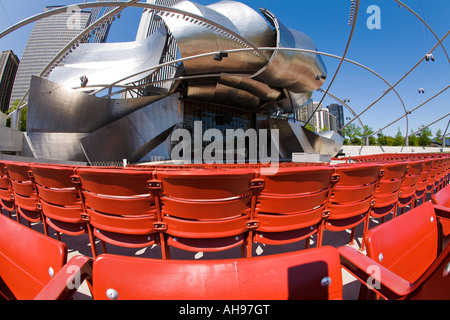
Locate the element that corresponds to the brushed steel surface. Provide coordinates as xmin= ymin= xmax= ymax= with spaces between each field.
xmin=26 ymin=132 xmax=88 ymax=162
xmin=27 ymin=77 xmax=166 ymax=133
xmin=253 ymin=8 xmax=327 ymax=93
xmin=48 ymin=26 xmax=168 ymax=91
xmin=160 ymin=1 xmax=273 ymax=75
xmin=80 ymin=94 xmax=182 ymax=163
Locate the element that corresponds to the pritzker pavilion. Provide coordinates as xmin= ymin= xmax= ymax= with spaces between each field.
xmin=4 ymin=0 xmax=342 ymax=164
xmin=0 ymin=0 xmax=449 ymax=303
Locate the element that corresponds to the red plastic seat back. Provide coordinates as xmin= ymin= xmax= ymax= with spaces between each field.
xmin=30 ymin=164 xmax=85 ymax=231
xmin=157 ymin=169 xmax=257 ymax=220
xmin=432 ymin=184 xmax=450 ymax=208
xmin=0 ymin=213 xmax=67 ymax=299
xmin=416 ymin=160 xmax=432 ymax=192
xmin=0 ymin=161 xmax=10 ymax=190
xmin=257 ymin=166 xmax=333 ymax=214
xmin=365 ymin=201 xmax=438 ymax=283
xmin=156 ymin=169 xmax=258 ymax=252
xmin=373 ymin=162 xmax=408 ymax=208
xmin=0 ymin=161 xmax=14 ymax=210
xmin=92 ymin=246 xmax=342 ymax=300
xmin=75 ymin=168 xmax=157 ymax=237
xmin=5 ymin=162 xmax=36 ymax=198
xmin=399 ymin=160 xmax=423 ymax=199
xmin=404 ymin=241 xmax=450 ymax=300
xmin=327 ymin=164 xmax=382 ymax=220
xmin=254 ymin=166 xmax=333 ymax=244
xmin=5 ymin=162 xmax=41 ymax=219
xmin=431 ymin=184 xmax=450 ymax=236
xmin=427 ymin=159 xmax=440 ymax=187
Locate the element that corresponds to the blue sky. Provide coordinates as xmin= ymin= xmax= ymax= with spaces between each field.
xmin=0 ymin=0 xmax=449 ymax=137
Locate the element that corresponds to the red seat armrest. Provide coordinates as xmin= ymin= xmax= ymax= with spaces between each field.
xmin=433 ymin=204 xmax=450 ymax=220
xmin=338 ymin=246 xmax=412 ymax=299
xmin=34 ymin=255 xmax=93 ymax=300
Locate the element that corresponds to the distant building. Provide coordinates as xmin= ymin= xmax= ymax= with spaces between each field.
xmin=0 ymin=50 xmax=19 ymax=113
xmin=10 ymin=2 xmax=118 ymax=105
xmin=297 ymin=101 xmax=337 ymax=132
xmin=327 ymin=103 xmax=344 ymax=132
xmin=88 ymin=0 xmax=119 ymax=43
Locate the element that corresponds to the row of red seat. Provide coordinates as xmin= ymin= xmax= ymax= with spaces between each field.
xmin=1 ymin=186 xmax=449 ymax=300
xmin=0 ymin=154 xmax=449 ymax=259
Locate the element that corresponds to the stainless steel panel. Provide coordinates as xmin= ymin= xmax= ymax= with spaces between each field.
xmin=48 ymin=26 xmax=168 ymax=91
xmin=160 ymin=1 xmax=273 ymax=75
xmin=0 ymin=126 xmax=23 ymax=152
xmin=218 ymin=76 xmax=282 ymax=101
xmin=27 ymin=77 xmax=166 ymax=133
xmin=26 ymin=132 xmax=88 ymax=162
xmin=80 ymin=94 xmax=182 ymax=163
xmin=253 ymin=8 xmax=327 ymax=93
xmin=318 ymin=130 xmax=345 ymax=156
xmin=258 ymin=117 xmax=342 ymax=158
xmin=187 ymin=80 xmax=261 ymax=108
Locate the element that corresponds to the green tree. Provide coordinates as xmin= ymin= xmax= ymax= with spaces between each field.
xmin=342 ymin=123 xmax=363 ymax=145
xmin=434 ymin=129 xmax=442 ymax=143
xmin=377 ymin=131 xmax=389 ymax=146
xmin=363 ymin=125 xmax=376 ymax=145
xmin=392 ymin=128 xmax=404 ymax=146
xmin=408 ymin=129 xmax=419 ymax=146
xmin=304 ymin=123 xmax=316 ymax=132
xmin=5 ymin=100 xmax=27 ymax=132
xmin=418 ymin=125 xmax=433 ymax=146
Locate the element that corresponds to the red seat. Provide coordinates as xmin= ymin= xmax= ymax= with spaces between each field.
xmin=339 ymin=201 xmax=450 ymax=300
xmin=323 ymin=163 xmax=382 ymax=247
xmin=30 ymin=164 xmax=87 ymax=243
xmin=74 ymin=168 xmax=162 ymax=258
xmin=254 ymin=166 xmax=334 ymax=250
xmin=0 ymin=213 xmax=67 ymax=299
xmin=435 ymin=157 xmax=449 ymax=191
xmin=431 ymin=184 xmax=450 ymax=236
xmin=425 ymin=158 xmax=440 ymax=197
xmin=361 ymin=161 xmax=408 ymax=250
xmin=36 ymin=246 xmax=343 ymax=300
xmin=413 ymin=159 xmax=432 ymax=208
xmin=397 ymin=160 xmax=423 ymax=215
xmin=5 ymin=162 xmax=48 ymax=233
xmin=0 ymin=161 xmax=15 ymax=217
xmin=156 ymin=169 xmax=262 ymax=258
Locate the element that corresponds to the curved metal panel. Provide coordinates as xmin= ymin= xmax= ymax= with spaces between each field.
xmin=48 ymin=26 xmax=168 ymax=91
xmin=218 ymin=75 xmax=282 ymax=101
xmin=206 ymin=1 xmax=275 ymax=52
xmin=80 ymin=94 xmax=182 ymax=163
xmin=26 ymin=132 xmax=88 ymax=162
xmin=27 ymin=77 xmax=166 ymax=133
xmin=252 ymin=8 xmax=327 ymax=93
xmin=160 ymin=1 xmax=273 ymax=75
xmin=187 ymin=80 xmax=261 ymax=108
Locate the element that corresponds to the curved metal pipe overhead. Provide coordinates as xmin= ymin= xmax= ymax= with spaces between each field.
xmin=306 ymin=0 xmax=360 ymax=127
xmin=341 ymin=30 xmax=449 ymax=142
xmin=393 ymin=0 xmax=450 ymax=64
xmin=370 ymin=85 xmax=450 ymax=138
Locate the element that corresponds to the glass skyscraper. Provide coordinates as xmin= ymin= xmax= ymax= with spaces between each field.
xmin=0 ymin=50 xmax=19 ymax=113
xmin=9 ymin=1 xmax=118 ymax=106
xmin=327 ymin=103 xmax=345 ymax=132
